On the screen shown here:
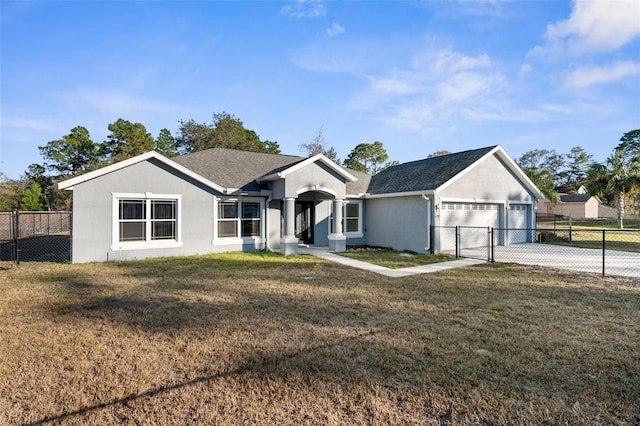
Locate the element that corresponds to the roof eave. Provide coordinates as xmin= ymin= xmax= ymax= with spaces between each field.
xmin=364 ymin=190 xmax=436 ymax=199
xmin=57 ymin=151 xmax=228 ymax=194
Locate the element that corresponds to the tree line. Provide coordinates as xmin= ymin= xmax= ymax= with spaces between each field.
xmin=516 ymin=129 xmax=640 ymax=228
xmin=0 ymin=113 xmax=396 ymax=211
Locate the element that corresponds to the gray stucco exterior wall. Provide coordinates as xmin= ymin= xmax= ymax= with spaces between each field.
xmin=437 ymin=155 xmax=533 ymax=203
xmin=365 ymin=196 xmax=431 ymax=253
xmin=70 ymin=159 xmax=224 ymax=262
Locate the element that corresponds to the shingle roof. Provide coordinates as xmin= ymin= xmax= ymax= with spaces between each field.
xmin=367 ymin=146 xmax=497 ymax=195
xmin=559 ymin=193 xmax=592 ymax=203
xmin=172 ymin=148 xmax=305 ymax=192
xmin=345 ymin=169 xmax=371 ymax=195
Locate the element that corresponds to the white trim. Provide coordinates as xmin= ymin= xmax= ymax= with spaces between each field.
xmin=295 ymin=185 xmax=338 ymax=197
xmin=363 ymin=190 xmax=435 ymax=199
xmin=59 ymin=151 xmax=227 ymax=194
xmin=110 ymin=192 xmax=183 ymax=251
xmin=212 ymin=196 xmax=266 ymax=245
xmin=257 ymin=153 xmax=357 ymax=183
xmin=440 ymin=197 xmax=506 ymax=205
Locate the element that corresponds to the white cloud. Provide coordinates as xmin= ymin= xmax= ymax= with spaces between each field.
xmin=0 ymin=116 xmax=61 ymax=132
xmin=354 ymin=48 xmax=514 ymax=132
xmin=436 ymin=71 xmax=500 ymax=104
xmin=563 ymin=60 xmax=640 ymax=89
xmin=536 ymin=0 xmax=640 ymax=55
xmin=432 ymin=50 xmax=491 ymax=73
xmin=53 ymin=88 xmax=177 ymax=116
xmin=281 ymin=0 xmax=326 ymax=18
xmin=369 ymin=48 xmax=501 ymax=105
xmin=326 ymin=22 xmax=344 ymax=37
xmin=519 ymin=63 xmax=533 ymax=76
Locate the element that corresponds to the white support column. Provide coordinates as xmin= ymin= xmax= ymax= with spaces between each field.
xmin=280 ymin=197 xmax=298 ymax=255
xmin=329 ymin=199 xmax=346 ymax=252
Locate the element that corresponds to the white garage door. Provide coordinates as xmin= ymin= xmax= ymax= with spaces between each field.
xmin=507 ymin=204 xmax=529 ymax=244
xmin=440 ymin=203 xmax=500 ymax=251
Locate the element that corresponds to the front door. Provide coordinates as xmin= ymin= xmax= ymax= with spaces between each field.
xmin=295 ymin=201 xmax=314 ymax=244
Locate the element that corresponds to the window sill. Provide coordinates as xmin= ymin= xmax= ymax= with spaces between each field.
xmin=345 ymin=232 xmax=364 ymax=238
xmin=110 ymin=241 xmax=183 ymax=251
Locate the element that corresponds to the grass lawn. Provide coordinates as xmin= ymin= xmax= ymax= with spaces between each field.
xmin=339 ymin=249 xmax=455 ymax=269
xmin=536 ymin=222 xmax=640 ymax=253
xmin=538 ymin=218 xmax=640 ymax=231
xmin=1 ymin=252 xmax=639 ymax=425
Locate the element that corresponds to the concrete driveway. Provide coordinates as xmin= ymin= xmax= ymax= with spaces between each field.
xmin=461 ymin=243 xmax=640 ymax=278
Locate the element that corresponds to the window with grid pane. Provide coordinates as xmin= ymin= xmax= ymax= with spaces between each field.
xmin=345 ymin=202 xmax=360 ymax=233
xmin=151 ymin=200 xmax=176 ymax=240
xmin=119 ymin=200 xmax=146 ymax=241
xmin=241 ymin=202 xmax=260 ymax=237
xmin=218 ymin=201 xmax=238 ymax=237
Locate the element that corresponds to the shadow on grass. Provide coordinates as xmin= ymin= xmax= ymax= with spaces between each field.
xmin=24 ymin=329 xmax=379 ymax=426
xmin=22 ymin=254 xmax=640 ymax=423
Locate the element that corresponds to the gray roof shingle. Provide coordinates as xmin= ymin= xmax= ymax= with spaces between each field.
xmin=172 ymin=148 xmax=305 ymax=192
xmin=367 ymin=146 xmax=497 ymax=194
xmin=559 ymin=193 xmax=591 ymax=203
xmin=170 ymin=146 xmax=500 ymax=197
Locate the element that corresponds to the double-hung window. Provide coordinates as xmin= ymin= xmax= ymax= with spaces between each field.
xmin=215 ymin=199 xmax=263 ymax=242
xmin=112 ymin=193 xmax=182 ymax=250
xmin=345 ymin=202 xmax=360 ymax=233
xmin=329 ymin=200 xmax=363 ymax=238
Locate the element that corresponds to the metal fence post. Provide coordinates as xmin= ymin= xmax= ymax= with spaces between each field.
xmin=15 ymin=211 xmax=20 ymax=265
xmin=490 ymin=227 xmax=495 ymax=263
xmin=602 ymin=229 xmax=605 ymax=276
xmin=69 ymin=211 xmax=73 ymax=263
xmin=486 ymin=226 xmax=491 ymax=261
xmin=455 ymin=226 xmax=459 ymax=258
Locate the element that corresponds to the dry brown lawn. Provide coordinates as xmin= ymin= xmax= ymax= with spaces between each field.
xmin=1 ymin=252 xmax=639 ymax=425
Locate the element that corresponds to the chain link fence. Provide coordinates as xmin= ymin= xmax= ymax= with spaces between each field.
xmin=432 ymin=225 xmax=640 ymax=277
xmin=0 ymin=211 xmax=72 ymax=266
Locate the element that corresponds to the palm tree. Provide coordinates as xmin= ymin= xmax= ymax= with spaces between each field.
xmin=587 ymin=149 xmax=640 ymax=229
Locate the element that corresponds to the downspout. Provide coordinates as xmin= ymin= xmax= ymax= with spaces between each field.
xmin=422 ymin=194 xmax=431 ymax=252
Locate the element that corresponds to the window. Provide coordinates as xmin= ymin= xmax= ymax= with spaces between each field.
xmin=215 ymin=199 xmax=263 ymax=241
xmin=241 ymin=202 xmax=260 ymax=237
xmin=218 ymin=202 xmax=238 ymax=237
xmin=345 ymin=202 xmax=360 ymax=233
xmin=112 ymin=193 xmax=181 ymax=250
xmin=329 ymin=200 xmax=363 ymax=238
xmin=119 ymin=200 xmax=146 ymax=241
xmin=151 ymin=200 xmax=177 ymax=240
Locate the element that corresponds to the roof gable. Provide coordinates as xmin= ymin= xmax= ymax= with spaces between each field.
xmin=257 ymin=153 xmax=357 ymax=183
xmin=367 ymin=146 xmax=496 ymax=195
xmin=366 ymin=145 xmax=542 ymax=198
xmin=58 ymin=151 xmax=226 ymax=193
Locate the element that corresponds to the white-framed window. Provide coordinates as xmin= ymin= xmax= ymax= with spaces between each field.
xmin=111 ymin=193 xmax=182 ymax=251
xmin=214 ymin=198 xmax=264 ymax=244
xmin=329 ymin=199 xmax=363 ymax=238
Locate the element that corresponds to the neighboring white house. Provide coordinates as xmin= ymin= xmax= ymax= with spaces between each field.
xmin=59 ymin=145 xmax=543 ymax=263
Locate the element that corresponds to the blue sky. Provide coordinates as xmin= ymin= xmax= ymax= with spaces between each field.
xmin=1 ymin=0 xmax=639 ymax=180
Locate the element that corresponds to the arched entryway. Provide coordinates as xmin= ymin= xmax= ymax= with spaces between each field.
xmin=280 ymin=187 xmax=346 ymax=255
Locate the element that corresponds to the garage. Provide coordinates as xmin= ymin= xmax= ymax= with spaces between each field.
xmin=507 ymin=204 xmax=530 ymax=244
xmin=440 ymin=202 xmax=500 ymax=251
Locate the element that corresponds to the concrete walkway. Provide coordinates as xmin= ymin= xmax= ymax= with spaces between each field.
xmin=299 ymin=247 xmax=485 ymax=277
